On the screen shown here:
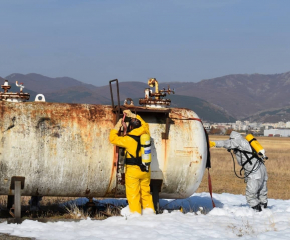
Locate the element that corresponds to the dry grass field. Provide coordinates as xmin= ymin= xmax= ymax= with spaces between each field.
xmin=196 ymin=135 xmax=290 ymax=200
xmin=0 ymin=196 xmax=120 ymax=219
xmin=0 ymin=135 xmax=288 ymax=219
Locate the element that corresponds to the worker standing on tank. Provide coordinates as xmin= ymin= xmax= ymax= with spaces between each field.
xmin=109 ymin=109 xmax=155 ymax=215
xmin=210 ymin=131 xmax=268 ymax=212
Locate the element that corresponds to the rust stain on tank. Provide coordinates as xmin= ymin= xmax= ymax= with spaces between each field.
xmin=189 ymin=161 xmax=199 ymax=167
xmin=85 ymin=188 xmax=90 ymax=194
xmin=105 ymin=145 xmax=118 ymax=196
xmin=175 ymin=149 xmax=194 ymax=157
xmin=162 ymin=138 xmax=169 ymax=170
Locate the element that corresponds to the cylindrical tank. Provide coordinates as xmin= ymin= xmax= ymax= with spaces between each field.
xmin=0 ymin=101 xmax=207 ymax=199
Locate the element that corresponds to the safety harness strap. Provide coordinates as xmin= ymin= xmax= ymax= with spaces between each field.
xmin=248 ymin=138 xmax=256 ymax=144
xmin=127 ymin=135 xmax=141 ymax=155
xmin=125 ymin=135 xmax=141 ymax=164
xmin=126 ymin=158 xmax=142 ymax=165
xmin=239 ymin=150 xmax=257 ymax=175
xmin=229 ymin=148 xmax=262 ymax=178
xmin=141 ymin=143 xmax=151 ymax=148
xmin=125 ymin=135 xmax=148 ymax=172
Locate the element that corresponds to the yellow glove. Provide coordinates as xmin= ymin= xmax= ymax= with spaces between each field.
xmin=123 ymin=109 xmax=136 ymax=118
xmin=210 ymin=141 xmax=216 ymax=148
xmin=114 ymin=119 xmax=123 ymax=130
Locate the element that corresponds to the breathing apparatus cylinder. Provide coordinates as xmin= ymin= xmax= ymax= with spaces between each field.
xmin=140 ymin=133 xmax=151 ymax=171
xmin=245 ymin=134 xmax=268 ymax=160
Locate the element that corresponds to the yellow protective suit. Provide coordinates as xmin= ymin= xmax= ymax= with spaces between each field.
xmin=109 ymin=115 xmax=155 ymax=214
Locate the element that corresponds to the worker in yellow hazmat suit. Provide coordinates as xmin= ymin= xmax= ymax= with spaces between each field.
xmin=109 ymin=109 xmax=155 ymax=215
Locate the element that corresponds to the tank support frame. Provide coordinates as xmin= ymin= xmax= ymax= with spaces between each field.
xmin=150 ymin=179 xmax=163 ymax=214
xmin=7 ymin=195 xmax=14 ymax=210
xmin=10 ymin=176 xmax=25 ymax=219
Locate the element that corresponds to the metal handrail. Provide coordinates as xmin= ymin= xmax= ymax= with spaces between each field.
xmin=109 ymin=79 xmax=121 ymax=120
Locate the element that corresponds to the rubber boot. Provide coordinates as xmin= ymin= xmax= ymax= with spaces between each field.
xmin=261 ymin=202 xmax=267 ymax=209
xmin=252 ymin=204 xmax=262 ymax=212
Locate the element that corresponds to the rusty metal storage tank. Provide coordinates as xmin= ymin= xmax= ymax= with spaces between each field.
xmin=0 ymin=79 xmax=208 ymax=200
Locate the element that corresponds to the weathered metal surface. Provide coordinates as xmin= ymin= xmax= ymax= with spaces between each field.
xmin=0 ymin=92 xmax=30 ymax=102
xmin=140 ymin=108 xmax=207 ymax=199
xmin=0 ymin=102 xmax=116 ymax=198
xmin=139 ymin=98 xmax=171 ymax=107
xmin=0 ymin=102 xmax=207 ymax=199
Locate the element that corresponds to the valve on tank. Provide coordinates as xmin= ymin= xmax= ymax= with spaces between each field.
xmin=139 ymin=78 xmax=175 ymax=108
xmin=0 ymin=79 xmax=30 ymax=102
xmin=16 ymin=81 xmax=25 ymax=93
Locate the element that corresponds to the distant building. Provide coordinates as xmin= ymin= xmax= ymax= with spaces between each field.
xmin=203 ymin=123 xmax=211 ymax=131
xmin=286 ymin=122 xmax=290 ymax=128
xmin=242 ymin=125 xmax=249 ymax=131
xmin=263 ymin=125 xmax=274 ymax=130
xmin=264 ymin=129 xmax=290 ymax=137
xmin=275 ymin=122 xmax=286 ymax=128
xmin=236 ymin=121 xmax=242 ymax=125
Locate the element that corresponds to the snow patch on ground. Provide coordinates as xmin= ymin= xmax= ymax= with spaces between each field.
xmin=1 ymin=192 xmax=290 ymax=239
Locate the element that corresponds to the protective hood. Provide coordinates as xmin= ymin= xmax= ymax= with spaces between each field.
xmin=229 ymin=131 xmax=243 ymax=140
xmin=128 ymin=125 xmax=147 ymax=137
xmin=215 ymin=131 xmax=251 ymax=152
xmin=230 ymin=131 xmax=252 ymax=152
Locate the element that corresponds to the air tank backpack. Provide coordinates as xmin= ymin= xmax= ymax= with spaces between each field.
xmin=228 ymin=134 xmax=268 ymax=179
xmin=245 ymin=134 xmax=268 ymax=160
xmin=125 ymin=134 xmax=152 ymax=172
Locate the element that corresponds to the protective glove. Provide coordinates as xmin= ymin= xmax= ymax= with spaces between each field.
xmin=123 ymin=109 xmax=136 ymax=118
xmin=114 ymin=119 xmax=123 ymax=130
xmin=209 ymin=141 xmax=216 ymax=148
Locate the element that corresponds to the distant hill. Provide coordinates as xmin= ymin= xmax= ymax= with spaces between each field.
xmin=44 ymin=85 xmax=109 ymax=104
xmin=92 ymin=81 xmax=148 ymax=103
xmin=2 ymin=71 xmax=290 ymax=122
xmin=161 ymin=72 xmax=290 ymax=119
xmin=43 ymin=81 xmax=149 ymax=105
xmin=168 ymin=95 xmax=235 ymax=123
xmin=132 ymin=95 xmax=235 ymax=123
xmin=4 ymin=74 xmax=148 ymax=104
xmin=5 ymin=73 xmax=98 ymax=93
xmin=243 ymin=105 xmax=290 ymax=122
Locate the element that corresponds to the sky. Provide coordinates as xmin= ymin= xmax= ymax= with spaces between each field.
xmin=1 ymin=192 xmax=290 ymax=239
xmin=1 ymin=0 xmax=290 ymax=86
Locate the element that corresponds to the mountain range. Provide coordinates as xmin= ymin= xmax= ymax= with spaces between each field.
xmin=162 ymin=72 xmax=290 ymax=119
xmin=2 ymin=72 xmax=290 ymax=123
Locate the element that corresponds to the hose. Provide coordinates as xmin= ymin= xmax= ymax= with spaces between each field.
xmin=229 ymin=150 xmax=263 ymax=179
